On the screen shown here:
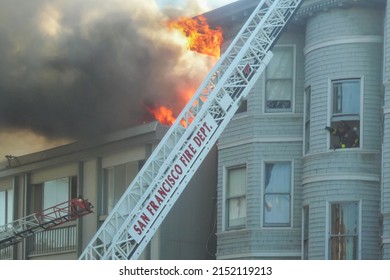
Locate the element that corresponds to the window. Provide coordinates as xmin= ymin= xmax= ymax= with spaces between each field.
xmin=0 ymin=189 xmax=13 ymax=226
xmin=265 ymin=46 xmax=294 ymax=112
xmin=264 ymin=162 xmax=291 ymax=227
xmin=329 ymin=202 xmax=359 ymax=260
xmin=303 ymin=206 xmax=309 ymax=260
xmin=103 ymin=161 xmax=140 ymax=214
xmin=304 ymin=87 xmax=311 ymax=154
xmin=236 ymin=99 xmax=247 ymax=114
xmin=225 ymin=166 xmax=247 ymax=229
xmin=329 ymin=79 xmax=360 ymax=149
xmin=31 ymin=176 xmax=77 ymax=215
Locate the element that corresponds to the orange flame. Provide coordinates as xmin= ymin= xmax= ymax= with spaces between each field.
xmin=167 ymin=15 xmax=223 ymax=57
xmin=147 ymin=16 xmax=223 ymax=126
xmin=147 ymin=105 xmax=176 ymax=126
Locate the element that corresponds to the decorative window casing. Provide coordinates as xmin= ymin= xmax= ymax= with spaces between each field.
xmin=263 ymin=162 xmax=292 ymax=227
xmin=225 ymin=166 xmax=247 ymax=229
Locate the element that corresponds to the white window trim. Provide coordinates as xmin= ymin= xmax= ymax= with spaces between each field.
xmin=222 ymin=164 xmax=248 ymax=232
xmin=325 ymin=200 xmax=362 ymax=260
xmin=263 ymin=44 xmax=297 ymax=114
xmin=326 ymin=77 xmax=364 ymax=150
xmin=261 ymin=160 xmax=294 ymax=229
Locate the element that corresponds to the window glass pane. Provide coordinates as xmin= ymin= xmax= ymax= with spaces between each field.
xmin=226 ymin=166 xmax=246 ymax=229
xmin=303 ymin=206 xmax=309 ymax=260
xmin=264 ymin=194 xmax=290 ymax=224
xmin=266 ymin=80 xmax=292 ymax=109
xmin=7 ymin=189 xmax=13 ymax=223
xmin=305 ymin=87 xmax=311 ymax=122
xmin=227 ymin=168 xmax=246 ymax=197
xmin=265 ymin=163 xmax=291 ymax=193
xmin=228 ymin=197 xmax=246 ymax=227
xmin=264 ymin=162 xmax=291 ymax=227
xmin=43 ymin=178 xmax=69 ymax=209
xmin=104 ymin=168 xmax=114 ymax=213
xmin=329 ymin=202 xmax=359 ymax=260
xmin=265 ymin=46 xmax=294 ymax=112
xmin=330 ymin=203 xmax=358 ymax=235
xmin=329 ymin=236 xmax=358 ymax=260
xmin=266 ymin=48 xmax=293 ymax=79
xmin=0 ymin=191 xmax=5 ymax=226
xmin=333 ymin=80 xmax=360 ymax=115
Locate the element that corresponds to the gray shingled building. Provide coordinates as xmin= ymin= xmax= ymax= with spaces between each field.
xmin=208 ymin=0 xmax=388 ymax=260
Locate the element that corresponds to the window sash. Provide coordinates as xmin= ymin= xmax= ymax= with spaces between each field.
xmin=226 ymin=166 xmax=247 ymax=229
xmin=264 ymin=162 xmax=292 ymax=227
xmin=332 ymin=80 xmax=360 ymax=115
xmin=227 ymin=196 xmax=246 ymax=228
xmin=329 ymin=202 xmax=359 ymax=260
xmin=265 ymin=46 xmax=294 ymax=112
xmin=0 ymin=191 xmax=6 ymax=226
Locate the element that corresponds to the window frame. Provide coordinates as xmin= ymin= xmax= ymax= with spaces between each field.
xmin=0 ymin=189 xmax=13 ymax=226
xmin=102 ymin=161 xmax=142 ymax=215
xmin=327 ymin=78 xmax=363 ymax=150
xmin=264 ymin=45 xmax=296 ymax=114
xmin=223 ymin=165 xmax=247 ymax=231
xmin=326 ymin=200 xmax=361 ymax=260
xmin=302 ymin=205 xmax=309 ymax=259
xmin=304 ymin=86 xmax=311 ymax=154
xmin=262 ymin=161 xmax=293 ymax=228
xmin=30 ymin=176 xmax=77 ymax=214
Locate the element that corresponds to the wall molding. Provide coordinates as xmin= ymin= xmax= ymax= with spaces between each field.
xmin=218 ymin=137 xmax=303 ymax=150
xmin=304 ymin=35 xmax=383 ymax=55
xmin=217 ymin=251 xmax=301 ymax=260
xmin=302 ymin=173 xmax=380 ymax=185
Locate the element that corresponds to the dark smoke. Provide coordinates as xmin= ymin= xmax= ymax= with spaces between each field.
xmin=0 ymin=0 xmax=207 ymax=140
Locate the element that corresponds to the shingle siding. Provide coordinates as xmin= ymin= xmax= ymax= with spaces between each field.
xmin=216 ymin=0 xmax=386 ymax=260
xmin=303 ymin=4 xmax=383 ymax=260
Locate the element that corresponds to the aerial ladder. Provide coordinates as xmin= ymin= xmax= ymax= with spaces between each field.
xmin=79 ymin=0 xmax=303 ymax=260
xmin=0 ymin=197 xmax=93 ymax=250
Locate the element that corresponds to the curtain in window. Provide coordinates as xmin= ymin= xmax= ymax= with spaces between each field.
xmin=264 ymin=163 xmax=291 ymax=226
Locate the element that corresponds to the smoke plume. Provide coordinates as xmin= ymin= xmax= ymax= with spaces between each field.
xmin=0 ymin=0 xmax=216 ymax=145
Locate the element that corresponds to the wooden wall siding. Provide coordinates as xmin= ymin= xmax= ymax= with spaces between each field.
xmin=216 ymin=228 xmax=301 ymax=259
xmin=305 ymin=7 xmax=383 ymax=153
xmin=382 ymin=0 xmax=390 ymax=260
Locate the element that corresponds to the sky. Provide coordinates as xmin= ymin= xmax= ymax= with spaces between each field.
xmin=0 ymin=0 xmax=238 ymax=162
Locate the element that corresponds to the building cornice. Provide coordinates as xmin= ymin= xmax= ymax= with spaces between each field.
xmin=296 ymin=0 xmax=385 ymax=18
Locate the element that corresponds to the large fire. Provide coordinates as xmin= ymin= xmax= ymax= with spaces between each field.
xmin=147 ymin=15 xmax=223 ymax=126
xmin=167 ymin=15 xmax=223 ymax=58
